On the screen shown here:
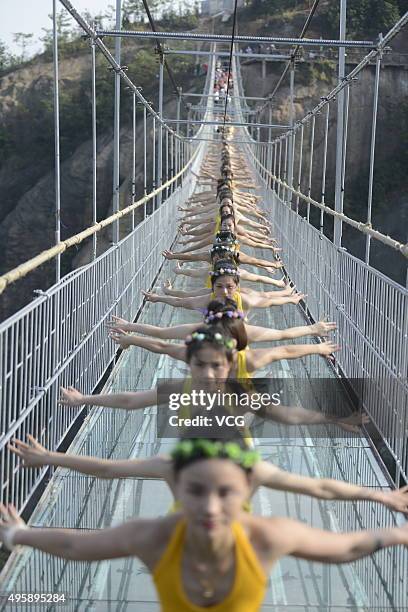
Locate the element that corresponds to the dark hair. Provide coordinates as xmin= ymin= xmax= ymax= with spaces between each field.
xmin=210 ymin=245 xmax=239 ymax=265
xmin=204 ymin=300 xmax=248 ymax=351
xmin=215 ymin=230 xmax=237 ymax=244
xmin=185 ymin=325 xmax=235 ymax=364
xmin=219 ymin=203 xmax=234 ymax=217
xmin=210 ymin=259 xmax=240 ymax=287
xmin=221 ymin=213 xmax=235 ymax=223
xmin=172 ymin=435 xmax=258 ymax=476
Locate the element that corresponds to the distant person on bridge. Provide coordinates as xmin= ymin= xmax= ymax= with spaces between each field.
xmin=142 ymin=263 xmax=305 ymax=313
xmin=107 ymin=317 xmax=339 ymax=379
xmin=106 ymin=299 xmax=337 ymax=346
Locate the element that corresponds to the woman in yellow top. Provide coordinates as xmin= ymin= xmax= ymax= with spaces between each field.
xmin=175 ymin=244 xmax=286 ymax=290
xmin=143 ymin=265 xmax=305 ymax=314
xmin=164 ymin=261 xmax=295 ymax=305
xmin=109 ymin=316 xmax=340 ymax=380
xmin=163 ymin=231 xmax=284 ymax=275
xmin=3 ymin=438 xmax=408 ymax=612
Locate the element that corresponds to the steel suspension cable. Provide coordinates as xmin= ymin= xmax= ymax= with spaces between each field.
xmin=140 ymin=0 xmax=187 ymax=109
xmin=222 ymin=0 xmax=239 ymax=129
xmin=258 ymin=0 xmax=321 ymax=115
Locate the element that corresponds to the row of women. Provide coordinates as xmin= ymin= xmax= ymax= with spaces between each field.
xmin=1 ymin=125 xmax=408 ymax=610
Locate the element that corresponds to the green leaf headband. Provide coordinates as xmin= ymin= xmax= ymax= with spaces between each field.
xmin=171 ymin=439 xmax=260 ymax=469
xmin=185 ymin=330 xmax=235 ymax=350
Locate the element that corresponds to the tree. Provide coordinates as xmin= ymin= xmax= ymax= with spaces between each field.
xmin=40 ymin=10 xmax=73 ymax=53
xmin=12 ymin=32 xmax=34 ymax=62
xmin=122 ymin=0 xmax=170 ymax=23
xmin=326 ymin=0 xmax=400 ymax=38
xmin=0 ymin=39 xmax=17 ymax=72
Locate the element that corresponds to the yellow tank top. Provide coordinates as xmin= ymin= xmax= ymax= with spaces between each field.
xmin=236 ymin=349 xmax=250 ymax=379
xmin=214 ymin=214 xmax=221 ymax=235
xmin=153 ymin=519 xmax=267 ymax=612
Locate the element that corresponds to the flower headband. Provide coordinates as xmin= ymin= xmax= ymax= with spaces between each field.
xmin=211 ymin=245 xmax=235 ymax=254
xmin=215 ymin=234 xmax=238 ymax=245
xmin=185 ymin=330 xmax=235 ymax=350
xmin=171 ymin=439 xmax=260 ymax=469
xmin=210 ymin=267 xmax=240 ymax=278
xmin=204 ymin=309 xmax=245 ymax=323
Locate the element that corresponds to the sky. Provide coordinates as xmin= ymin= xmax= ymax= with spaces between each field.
xmin=0 ymin=1 xmax=114 ymax=57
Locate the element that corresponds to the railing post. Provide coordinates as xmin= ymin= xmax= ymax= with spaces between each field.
xmin=143 ymin=106 xmax=147 ymax=218
xmin=176 ymin=87 xmax=182 ymax=187
xmin=52 ymin=0 xmax=61 ymax=281
xmin=131 ymin=90 xmax=136 ymax=230
xmin=320 ymin=103 xmax=330 ymax=230
xmin=157 ymin=57 xmax=164 ymax=208
xmin=287 ymin=59 xmax=295 ymax=206
xmin=334 ymin=0 xmax=347 ymax=247
xmin=112 ymin=0 xmax=122 ymax=244
xmin=152 ymin=116 xmax=156 ymax=209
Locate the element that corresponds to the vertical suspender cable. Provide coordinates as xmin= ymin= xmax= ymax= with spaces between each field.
xmin=52 ymin=0 xmax=61 ymax=282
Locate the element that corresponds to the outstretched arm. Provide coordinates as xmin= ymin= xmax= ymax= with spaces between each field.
xmin=269 ymin=516 xmax=408 ymax=564
xmin=258 ymin=402 xmax=370 ymax=433
xmin=246 ymin=320 xmax=337 ymax=343
xmin=242 ymin=292 xmax=306 ymax=310
xmin=162 ymin=249 xmax=209 ymax=263
xmin=239 ymin=270 xmax=286 ymax=288
xmin=9 ymin=436 xmax=173 ymax=483
xmin=109 ymin=330 xmax=187 ymax=362
xmin=173 ymin=237 xmax=213 ymax=253
xmin=0 ymin=505 xmax=159 ymax=564
xmin=142 ymin=291 xmax=207 ymax=311
xmin=174 ymin=264 xmax=208 ymax=279
xmin=58 ymin=386 xmax=157 ymax=411
xmin=246 ymin=341 xmax=340 ymax=371
xmin=239 ymin=251 xmax=283 ymax=271
xmin=108 ymin=316 xmax=200 ymax=339
xmin=254 ymin=461 xmax=408 ymax=513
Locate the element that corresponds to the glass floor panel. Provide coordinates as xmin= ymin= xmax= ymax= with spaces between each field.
xmin=0 ymin=184 xmax=405 ymax=611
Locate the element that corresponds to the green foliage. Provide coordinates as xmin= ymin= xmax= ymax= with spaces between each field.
xmin=12 ymin=33 xmax=34 ymax=62
xmin=40 ymin=11 xmax=76 ymax=54
xmin=160 ymin=10 xmax=199 ymax=30
xmin=326 ymin=0 xmax=401 ymax=38
xmin=0 ymin=39 xmax=17 ymax=74
xmin=241 ymin=0 xmax=304 ymax=19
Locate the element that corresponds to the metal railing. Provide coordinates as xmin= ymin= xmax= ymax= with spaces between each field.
xmin=0 ymin=0 xmax=215 ymax=519
xmin=232 ymin=15 xmax=408 ymax=483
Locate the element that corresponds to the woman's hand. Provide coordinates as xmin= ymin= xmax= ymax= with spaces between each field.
xmin=142 ymin=291 xmax=159 ymax=303
xmin=382 ymin=486 xmax=408 ymax=514
xmin=106 ymin=315 xmax=130 ymax=333
xmin=109 ymin=328 xmax=133 ymax=350
xmin=336 ymin=412 xmax=370 ymax=432
xmin=316 ymin=341 xmax=340 ymax=360
xmin=8 ymin=435 xmax=50 ymax=468
xmin=311 ymin=320 xmax=337 ymax=337
xmin=275 ymin=276 xmax=287 ymax=288
xmin=289 ymin=292 xmax=306 ymax=305
xmin=0 ymin=504 xmax=27 ymax=550
xmin=162 ymin=250 xmax=175 ymax=260
xmin=174 ymin=262 xmax=184 ymax=275
xmin=58 ymin=386 xmax=85 ymax=406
